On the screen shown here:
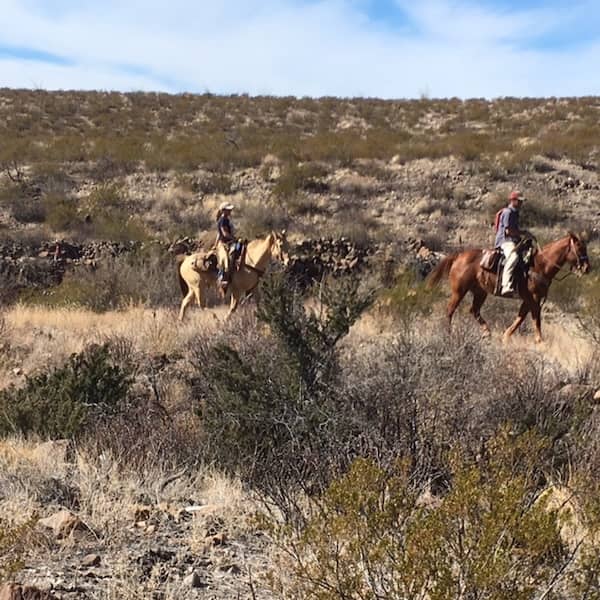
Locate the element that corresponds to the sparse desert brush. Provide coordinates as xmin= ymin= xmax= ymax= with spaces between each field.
xmin=22 ymin=249 xmax=177 ymax=312
xmin=272 ymin=430 xmax=570 ymax=600
xmin=0 ymin=343 xmax=132 ymax=439
xmin=380 ymin=268 xmax=444 ymax=322
xmin=329 ymin=172 xmax=381 ymax=199
xmin=194 ymin=171 xmax=235 ymax=195
xmin=238 ymin=199 xmax=288 ymax=239
xmin=43 ymin=191 xmax=79 ymax=231
xmin=273 ymin=162 xmax=329 ymax=199
xmin=0 ymin=517 xmax=37 ymax=584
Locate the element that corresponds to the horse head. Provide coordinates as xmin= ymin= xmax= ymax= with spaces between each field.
xmin=567 ymin=231 xmax=590 ymax=274
xmin=271 ymin=229 xmax=290 ymax=266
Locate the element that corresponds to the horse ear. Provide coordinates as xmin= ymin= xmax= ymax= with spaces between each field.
xmin=580 ymin=230 xmax=590 ymax=242
xmin=567 ymin=230 xmax=578 ymax=241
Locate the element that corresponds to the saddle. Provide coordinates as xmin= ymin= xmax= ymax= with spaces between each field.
xmin=480 ymin=239 xmax=535 ymax=296
xmin=192 ymin=252 xmax=218 ymax=273
xmin=480 ymin=248 xmax=502 ymax=273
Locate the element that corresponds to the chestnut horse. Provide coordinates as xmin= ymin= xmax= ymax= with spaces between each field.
xmin=427 ymin=233 xmax=590 ymax=342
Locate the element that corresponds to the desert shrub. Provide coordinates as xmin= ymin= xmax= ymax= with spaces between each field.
xmin=273 ymin=431 xmax=567 ymax=600
xmin=273 ymin=162 xmax=329 ymax=199
xmin=521 ymin=197 xmax=563 ymax=229
xmin=381 ymin=269 xmax=444 ymax=322
xmin=86 ymin=211 xmax=149 ymax=242
xmin=191 ymin=274 xmax=374 ymax=518
xmin=24 ymin=247 xmax=176 ymax=311
xmin=0 ymin=183 xmax=46 ymax=224
xmin=320 ymin=209 xmax=379 ymax=247
xmin=0 ymin=343 xmax=132 ymax=439
xmin=0 ymin=518 xmax=36 ymax=584
xmin=194 ymin=172 xmax=234 ymax=195
xmin=549 ymin=271 xmax=600 ymax=314
xmin=286 ymin=194 xmax=324 ymax=217
xmin=43 ymin=192 xmax=79 ymax=231
xmin=239 ymin=201 xmax=289 ymax=239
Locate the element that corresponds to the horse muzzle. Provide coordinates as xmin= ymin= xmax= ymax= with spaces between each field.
xmin=574 ymin=258 xmax=590 ymax=274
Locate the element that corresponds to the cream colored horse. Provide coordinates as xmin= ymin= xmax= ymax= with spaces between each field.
xmin=177 ymin=230 xmax=289 ymax=320
xmin=177 ymin=252 xmax=219 ymax=320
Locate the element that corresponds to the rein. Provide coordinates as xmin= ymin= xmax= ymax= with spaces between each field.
xmin=533 ymin=237 xmax=586 ymax=283
xmin=242 ymin=263 xmax=265 ymax=276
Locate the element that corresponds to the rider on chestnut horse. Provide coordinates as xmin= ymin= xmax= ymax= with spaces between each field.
xmin=428 ymin=228 xmax=590 ymax=343
xmin=494 ymin=190 xmax=527 ymax=297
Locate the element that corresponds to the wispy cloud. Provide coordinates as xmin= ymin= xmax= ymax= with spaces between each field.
xmin=1 ymin=0 xmax=600 ymax=97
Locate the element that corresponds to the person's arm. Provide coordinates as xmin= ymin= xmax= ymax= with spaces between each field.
xmin=504 ymin=210 xmax=521 ymax=239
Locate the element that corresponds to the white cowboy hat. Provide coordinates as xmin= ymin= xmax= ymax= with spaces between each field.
xmin=219 ymin=202 xmax=234 ymax=211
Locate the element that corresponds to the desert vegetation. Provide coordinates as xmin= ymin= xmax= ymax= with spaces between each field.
xmin=0 ymin=90 xmax=599 ymax=598
xmin=0 ymin=269 xmax=599 ymax=598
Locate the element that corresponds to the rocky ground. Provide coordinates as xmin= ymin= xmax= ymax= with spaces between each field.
xmin=1 ymin=433 xmax=278 ymax=600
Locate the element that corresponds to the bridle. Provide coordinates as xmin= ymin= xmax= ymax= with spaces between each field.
xmin=537 ymin=237 xmax=589 ymax=282
xmin=569 ymin=237 xmax=589 ymax=272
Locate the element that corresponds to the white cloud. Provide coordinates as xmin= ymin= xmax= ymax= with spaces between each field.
xmin=1 ymin=0 xmax=600 ymax=97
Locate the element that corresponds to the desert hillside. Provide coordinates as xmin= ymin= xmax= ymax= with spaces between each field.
xmin=0 ymin=91 xmax=599 ymax=600
xmin=1 ymin=90 xmax=599 ymax=248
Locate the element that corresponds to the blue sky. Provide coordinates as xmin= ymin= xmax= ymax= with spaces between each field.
xmin=1 ymin=0 xmax=600 ymax=98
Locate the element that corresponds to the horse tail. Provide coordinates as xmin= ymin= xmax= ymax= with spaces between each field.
xmin=176 ymin=255 xmax=188 ymax=297
xmin=427 ymin=255 xmax=457 ymax=288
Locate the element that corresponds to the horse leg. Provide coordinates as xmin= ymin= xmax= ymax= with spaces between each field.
xmin=503 ymin=301 xmax=530 ymax=341
xmin=470 ymin=289 xmax=490 ymax=336
xmin=228 ymin=288 xmax=241 ymax=317
xmin=179 ymin=289 xmax=195 ymax=321
xmin=193 ymin=283 xmax=205 ymax=309
xmin=530 ymin=302 xmax=543 ymax=343
xmin=447 ymin=289 xmax=468 ymax=329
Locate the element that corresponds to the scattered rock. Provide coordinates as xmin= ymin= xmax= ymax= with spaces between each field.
xmin=81 ymin=554 xmax=101 ymax=568
xmin=38 ymin=510 xmax=84 ymax=538
xmin=209 ymin=532 xmax=228 ymax=546
xmin=183 ymin=572 xmax=205 ymax=588
xmin=557 ymin=384 xmax=593 ymax=404
xmin=0 ymin=584 xmax=56 ymax=600
xmin=594 ymin=390 xmax=600 ymax=403
xmin=133 ymin=505 xmax=152 ymax=521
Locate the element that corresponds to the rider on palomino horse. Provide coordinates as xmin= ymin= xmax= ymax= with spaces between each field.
xmin=215 ymin=201 xmax=237 ymax=293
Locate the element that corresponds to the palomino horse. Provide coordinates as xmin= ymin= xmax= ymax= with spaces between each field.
xmin=427 ymin=232 xmax=590 ymax=342
xmin=177 ymin=230 xmax=289 ymax=320
xmin=177 ymin=252 xmax=218 ymax=320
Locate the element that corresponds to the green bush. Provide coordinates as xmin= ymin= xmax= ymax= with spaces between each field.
xmin=0 ymin=518 xmax=36 ymax=584
xmin=191 ymin=274 xmax=374 ymax=518
xmin=381 ymin=269 xmax=444 ymax=322
xmin=43 ymin=192 xmax=79 ymax=231
xmin=0 ymin=344 xmax=132 ymax=439
xmin=274 ymin=431 xmax=567 ymax=600
xmin=273 ymin=162 xmax=328 ymax=199
xmin=22 ymin=247 xmax=175 ymax=311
